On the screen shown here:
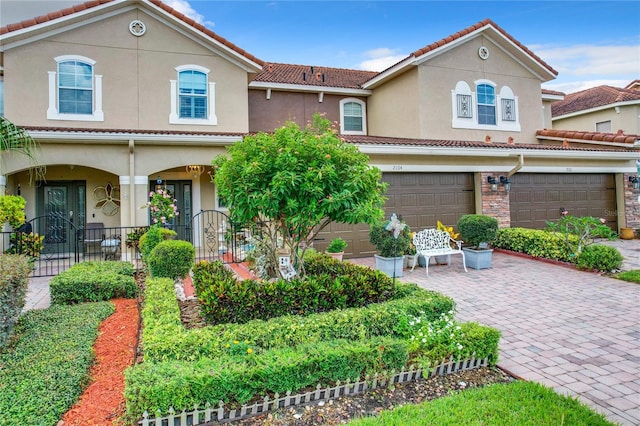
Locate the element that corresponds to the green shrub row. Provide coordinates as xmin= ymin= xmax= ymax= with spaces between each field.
xmin=148 ymin=240 xmax=195 ymax=279
xmin=0 ymin=302 xmax=114 ymax=426
xmin=0 ymin=254 xmax=32 ymax=348
xmin=142 ymin=277 xmax=454 ymax=362
xmin=50 ymin=261 xmax=137 ymax=304
xmin=576 ymin=244 xmax=623 ymax=272
xmin=126 ymin=321 xmax=499 ymax=420
xmin=193 ymin=257 xmax=396 ymax=324
xmin=493 ymin=227 xmax=576 ymax=262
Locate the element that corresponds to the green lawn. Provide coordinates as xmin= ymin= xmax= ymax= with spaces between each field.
xmin=614 ymin=269 xmax=640 ymax=284
xmin=348 ymin=381 xmax=615 ymax=426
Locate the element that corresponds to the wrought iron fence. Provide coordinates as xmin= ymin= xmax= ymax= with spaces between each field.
xmin=1 ymin=210 xmax=251 ymax=277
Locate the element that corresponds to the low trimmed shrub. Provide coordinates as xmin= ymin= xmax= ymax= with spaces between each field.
xmin=193 ymin=258 xmax=397 ymax=325
xmin=50 ymin=261 xmax=137 ymax=304
xmin=0 ymin=302 xmax=113 ymax=426
xmin=139 ymin=226 xmax=176 ymax=262
xmin=576 ymin=244 xmax=623 ymax=272
xmin=0 ymin=254 xmax=32 ymax=348
xmin=148 ymin=240 xmax=195 ymax=279
xmin=142 ymin=277 xmax=453 ymax=362
xmin=457 ymin=214 xmax=498 ymax=248
xmin=493 ymin=227 xmax=576 ymax=262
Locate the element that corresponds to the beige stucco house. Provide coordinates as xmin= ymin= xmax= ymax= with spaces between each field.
xmin=1 ymin=0 xmax=638 ymax=262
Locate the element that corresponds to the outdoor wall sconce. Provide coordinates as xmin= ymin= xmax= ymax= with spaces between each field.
xmin=186 ymin=165 xmax=205 ymax=178
xmin=487 ymin=175 xmax=498 ymax=192
xmin=630 ymin=175 xmax=640 ymax=190
xmin=499 ymin=175 xmax=511 ymax=192
xmin=155 ymin=176 xmax=163 ymax=191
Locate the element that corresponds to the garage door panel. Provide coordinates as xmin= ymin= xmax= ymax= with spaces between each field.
xmin=317 ymin=173 xmax=474 ymax=257
xmin=510 ymin=173 xmax=616 ymax=230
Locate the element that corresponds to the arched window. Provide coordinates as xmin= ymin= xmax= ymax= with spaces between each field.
xmin=339 ymin=98 xmax=367 ymax=135
xmin=451 ymin=80 xmax=520 ymax=131
xmin=47 ymin=55 xmax=103 ymax=121
xmin=170 ymin=65 xmax=217 ymax=125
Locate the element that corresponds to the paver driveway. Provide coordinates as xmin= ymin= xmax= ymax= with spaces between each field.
xmin=354 ymin=250 xmax=640 ymax=426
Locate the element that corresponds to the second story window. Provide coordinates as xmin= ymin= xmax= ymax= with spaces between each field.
xmin=170 ymin=65 xmax=217 ymax=125
xmin=58 ymin=60 xmax=93 ymax=114
xmin=179 ymin=70 xmax=207 ymax=119
xmin=47 ymin=55 xmax=103 ymax=121
xmin=339 ymin=98 xmax=367 ymax=135
xmin=476 ymin=83 xmax=496 ymax=125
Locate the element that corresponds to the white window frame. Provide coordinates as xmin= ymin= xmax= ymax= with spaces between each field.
xmin=170 ymin=64 xmax=217 ymax=125
xmin=47 ymin=55 xmax=103 ymax=121
xmin=451 ymin=80 xmax=520 ymax=132
xmin=339 ymin=98 xmax=367 ymax=135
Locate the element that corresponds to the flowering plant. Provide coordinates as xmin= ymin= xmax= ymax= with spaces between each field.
xmin=407 ymin=310 xmax=467 ymax=365
xmin=546 ymin=211 xmax=616 ymax=257
xmin=145 ymin=188 xmax=178 ymax=225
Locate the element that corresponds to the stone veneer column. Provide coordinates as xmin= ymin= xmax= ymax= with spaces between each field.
xmin=480 ymin=172 xmax=511 ymax=228
xmin=624 ymin=173 xmax=640 ymax=230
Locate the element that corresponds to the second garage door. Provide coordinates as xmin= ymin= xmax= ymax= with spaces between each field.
xmin=315 ymin=173 xmax=475 ymax=258
xmin=509 ymin=173 xmax=617 ymax=230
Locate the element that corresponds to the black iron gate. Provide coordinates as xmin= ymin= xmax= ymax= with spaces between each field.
xmin=26 ymin=214 xmax=80 ymax=277
xmin=187 ymin=210 xmax=252 ymax=263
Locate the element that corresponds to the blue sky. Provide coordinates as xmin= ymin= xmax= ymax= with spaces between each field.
xmin=2 ymin=1 xmax=639 ymax=93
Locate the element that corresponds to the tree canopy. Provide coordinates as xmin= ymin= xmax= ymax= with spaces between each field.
xmin=213 ymin=114 xmax=387 ymax=277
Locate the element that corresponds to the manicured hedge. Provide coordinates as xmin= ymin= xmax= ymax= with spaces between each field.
xmin=0 ymin=254 xmax=32 ymax=348
xmin=142 ymin=277 xmax=454 ymax=362
xmin=148 ymin=240 xmax=195 ymax=279
xmin=126 ymin=321 xmax=499 ymax=420
xmin=0 ymin=302 xmax=114 ymax=426
xmin=493 ymin=227 xmax=576 ymax=262
xmin=576 ymin=244 xmax=623 ymax=272
xmin=193 ymin=257 xmax=396 ymax=324
xmin=50 ymin=261 xmax=137 ymax=304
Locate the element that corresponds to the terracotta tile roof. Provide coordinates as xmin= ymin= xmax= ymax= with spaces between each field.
xmin=536 ymin=129 xmax=640 ymax=145
xmin=551 ymin=85 xmax=640 ymax=117
xmin=20 ymin=125 xmax=245 ymax=137
xmin=0 ymin=0 xmax=264 ymax=66
xmin=253 ymin=63 xmax=377 ymax=89
xmin=342 ymin=134 xmax=635 ymax=152
xmin=409 ymin=19 xmax=558 ymax=77
xmin=541 ymin=88 xmax=565 ymax=97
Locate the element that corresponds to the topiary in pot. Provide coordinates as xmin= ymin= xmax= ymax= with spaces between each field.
xmin=326 ymin=237 xmax=348 ymax=261
xmin=369 ymin=219 xmax=411 ymax=258
xmin=457 ymin=214 xmax=498 ymax=249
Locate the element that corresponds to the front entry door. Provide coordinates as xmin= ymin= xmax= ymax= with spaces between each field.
xmin=36 ymin=181 xmax=86 ymax=253
xmin=149 ymin=180 xmax=191 ymax=240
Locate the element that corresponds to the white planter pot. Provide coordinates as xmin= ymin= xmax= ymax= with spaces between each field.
xmin=374 ymin=254 xmax=404 ymax=277
xmin=462 ymin=247 xmax=493 ymax=270
xmin=326 ymin=251 xmax=344 ymax=261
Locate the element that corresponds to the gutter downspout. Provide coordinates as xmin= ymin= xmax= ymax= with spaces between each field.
xmin=507 ymin=154 xmax=524 ymax=177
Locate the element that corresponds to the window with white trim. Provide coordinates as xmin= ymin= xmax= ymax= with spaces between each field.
xmin=451 ymin=80 xmax=520 ymax=131
xmin=339 ymin=98 xmax=367 ymax=135
xmin=170 ymin=65 xmax=217 ymax=125
xmin=47 ymin=55 xmax=103 ymax=121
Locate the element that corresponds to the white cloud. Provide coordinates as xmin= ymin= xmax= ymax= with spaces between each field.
xmin=358 ymin=47 xmax=407 ymax=71
xmin=164 ymin=0 xmax=214 ymax=28
xmin=543 ymin=79 xmax=632 ymax=94
xmin=534 ymin=44 xmax=639 ymax=77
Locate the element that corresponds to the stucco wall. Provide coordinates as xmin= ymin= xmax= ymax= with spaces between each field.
xmin=552 ymin=105 xmax=640 ymax=134
xmin=367 ymin=69 xmax=420 ymax=138
xmin=3 ymin=9 xmax=250 ymax=132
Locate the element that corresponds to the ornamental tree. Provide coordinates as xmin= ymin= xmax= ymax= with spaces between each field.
xmin=212 ymin=114 xmax=387 ymax=277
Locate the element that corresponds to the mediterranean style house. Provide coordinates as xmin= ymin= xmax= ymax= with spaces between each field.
xmin=1 ymin=0 xmax=638 ymax=260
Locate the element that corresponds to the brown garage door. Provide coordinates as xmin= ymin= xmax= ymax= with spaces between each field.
xmin=315 ymin=173 xmax=475 ymax=258
xmin=510 ymin=173 xmax=617 ymax=230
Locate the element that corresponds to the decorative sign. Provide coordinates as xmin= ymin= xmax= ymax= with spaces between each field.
xmin=93 ymin=182 xmax=120 ymax=216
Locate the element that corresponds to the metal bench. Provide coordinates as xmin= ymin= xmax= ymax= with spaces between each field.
xmin=412 ymin=228 xmax=467 ymax=276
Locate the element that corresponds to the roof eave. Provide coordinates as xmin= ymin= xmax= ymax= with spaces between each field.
xmin=249 ymin=81 xmax=372 ymax=96
xmin=536 ymin=135 xmax=640 ymax=149
xmin=361 ymin=56 xmax=416 ymax=89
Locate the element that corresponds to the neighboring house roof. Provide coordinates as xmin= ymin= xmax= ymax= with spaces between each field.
xmin=625 ymin=80 xmax=640 ymax=91
xmin=0 ymin=0 xmax=264 ymax=68
xmin=253 ymin=63 xmax=377 ymax=90
xmin=536 ymin=129 xmax=640 ymax=147
xmin=551 ymin=85 xmax=640 ymax=118
xmin=363 ymin=19 xmax=558 ymax=89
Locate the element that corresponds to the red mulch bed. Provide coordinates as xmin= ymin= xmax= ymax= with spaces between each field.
xmin=59 ymin=298 xmax=139 ymax=426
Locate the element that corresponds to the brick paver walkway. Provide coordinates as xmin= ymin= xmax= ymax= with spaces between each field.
xmin=354 ymin=245 xmax=640 ymax=426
